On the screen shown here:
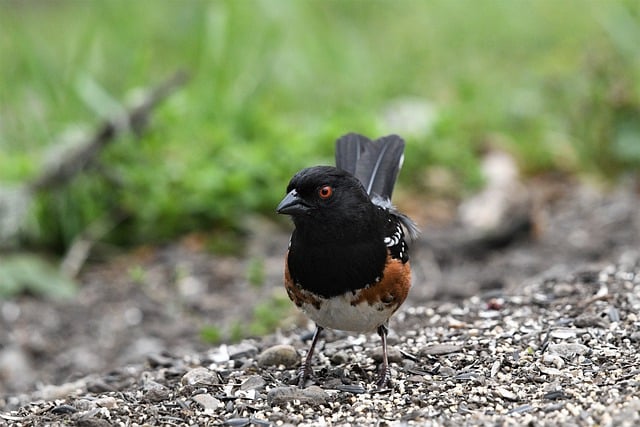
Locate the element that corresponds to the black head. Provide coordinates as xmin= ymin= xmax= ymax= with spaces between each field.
xmin=276 ymin=166 xmax=377 ymax=238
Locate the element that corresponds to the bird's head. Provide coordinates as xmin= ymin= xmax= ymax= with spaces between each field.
xmin=276 ymin=166 xmax=375 ymax=235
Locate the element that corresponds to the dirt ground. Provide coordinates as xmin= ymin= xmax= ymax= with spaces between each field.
xmin=1 ymin=177 xmax=639 ymax=425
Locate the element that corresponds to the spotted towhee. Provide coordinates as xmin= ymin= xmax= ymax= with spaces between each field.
xmin=276 ymin=133 xmax=419 ymax=388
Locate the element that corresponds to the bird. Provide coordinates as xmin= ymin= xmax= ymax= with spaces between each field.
xmin=276 ymin=132 xmax=419 ymax=388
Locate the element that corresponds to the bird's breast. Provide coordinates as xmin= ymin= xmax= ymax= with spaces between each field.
xmin=286 ymin=238 xmax=388 ymax=298
xmin=285 ymin=251 xmax=411 ymax=332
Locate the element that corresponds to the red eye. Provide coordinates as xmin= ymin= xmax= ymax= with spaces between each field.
xmin=318 ymin=185 xmax=333 ymax=199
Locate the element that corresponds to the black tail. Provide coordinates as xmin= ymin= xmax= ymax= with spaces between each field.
xmin=335 ymin=133 xmax=405 ymax=199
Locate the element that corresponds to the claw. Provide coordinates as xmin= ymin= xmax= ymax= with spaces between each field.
xmin=296 ymin=325 xmax=323 ymax=387
xmin=295 ymin=365 xmax=312 ymax=387
xmin=375 ymin=365 xmax=391 ymax=389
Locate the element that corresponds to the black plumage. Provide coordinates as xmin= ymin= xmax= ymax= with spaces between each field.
xmin=276 ymin=132 xmax=417 ymax=388
xmin=335 ymin=133 xmax=405 ymax=200
xmin=283 ymin=166 xmax=389 ymax=298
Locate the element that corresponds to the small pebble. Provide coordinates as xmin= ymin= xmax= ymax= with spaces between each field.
xmin=548 ymin=343 xmax=589 ymax=357
xmin=574 ymin=314 xmax=605 ymax=328
xmin=76 ymin=418 xmax=111 ymax=427
xmin=50 ymin=404 xmax=77 ymax=415
xmin=542 ymin=353 xmax=565 ymax=369
xmin=208 ymin=345 xmax=230 ymax=363
xmin=478 ymin=310 xmax=501 ymax=318
xmin=335 ymin=384 xmax=366 ymax=394
xmin=438 ymin=367 xmax=456 ymax=377
xmin=225 ymin=418 xmax=271 ymax=427
xmin=240 ymin=375 xmax=267 ymax=391
xmin=330 ymin=350 xmax=349 ymax=365
xmin=267 ymin=386 xmax=328 ymax=406
xmin=608 ymin=306 xmax=620 ymax=322
xmin=370 ymin=346 xmax=403 ymax=363
xmin=146 ymin=353 xmax=174 ymax=368
xmin=490 ymin=359 xmax=501 ymax=377
xmin=495 ymin=387 xmax=518 ymax=401
xmin=224 ymin=417 xmax=251 ymax=427
xmin=93 ymin=396 xmax=118 ymax=408
xmin=508 ymin=404 xmax=534 ymax=414
xmin=142 ymin=388 xmax=170 ymax=403
xmin=544 ymin=390 xmax=568 ymax=400
xmin=549 ymin=328 xmax=579 ymax=339
xmin=192 ymin=393 xmax=222 ymax=412
xmin=322 ymin=378 xmax=343 ymax=389
xmin=419 ymin=344 xmax=463 ymax=355
xmin=257 ymin=345 xmax=298 ymax=368
xmin=86 ymin=380 xmax=117 ymax=393
xmin=455 ymin=371 xmax=482 ymax=381
xmin=181 ymin=367 xmax=220 ymax=386
xmin=538 ymin=365 xmax=563 ymax=376
xmin=142 ymin=379 xmax=167 ymax=392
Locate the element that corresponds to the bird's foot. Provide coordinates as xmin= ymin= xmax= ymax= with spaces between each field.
xmin=375 ymin=364 xmax=391 ymax=390
xmin=295 ymin=364 xmax=313 ymax=387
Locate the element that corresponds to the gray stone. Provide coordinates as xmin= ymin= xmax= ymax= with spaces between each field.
xmin=330 ymin=350 xmax=349 ymax=365
xmin=549 ymin=328 xmax=584 ymax=340
xmin=181 ymin=367 xmax=220 ymax=386
xmin=142 ymin=387 xmax=170 ymax=403
xmin=495 ymin=387 xmax=518 ymax=401
xmin=267 ymin=386 xmax=328 ymax=406
xmin=257 ymin=345 xmax=298 ymax=368
xmin=240 ymin=375 xmax=267 ymax=391
xmin=548 ymin=343 xmax=589 ymax=357
xmin=420 ymin=344 xmax=463 ymax=355
xmin=370 ymin=346 xmax=403 ymax=363
xmin=192 ymin=393 xmax=222 ymax=411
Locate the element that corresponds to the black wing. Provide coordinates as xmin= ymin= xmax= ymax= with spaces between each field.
xmin=383 ymin=213 xmax=410 ymax=263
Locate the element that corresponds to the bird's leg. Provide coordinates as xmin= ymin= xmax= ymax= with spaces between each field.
xmin=297 ymin=325 xmax=323 ymax=387
xmin=375 ymin=324 xmax=391 ymax=389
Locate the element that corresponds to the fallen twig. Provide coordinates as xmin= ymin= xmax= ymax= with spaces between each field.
xmin=29 ymin=70 xmax=189 ymax=192
xmin=0 ymin=71 xmax=189 ymax=274
xmin=55 ymin=71 xmax=189 ymax=276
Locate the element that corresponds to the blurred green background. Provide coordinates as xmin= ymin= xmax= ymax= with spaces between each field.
xmin=2 ymin=0 xmax=640 ymax=252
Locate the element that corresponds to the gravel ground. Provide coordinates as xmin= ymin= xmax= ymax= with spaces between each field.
xmin=1 ymin=181 xmax=639 ymax=426
xmin=1 ymin=249 xmax=640 ymax=426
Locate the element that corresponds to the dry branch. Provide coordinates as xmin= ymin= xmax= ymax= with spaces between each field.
xmin=29 ymin=70 xmax=189 ymax=192
xmin=0 ymin=71 xmax=189 ymax=274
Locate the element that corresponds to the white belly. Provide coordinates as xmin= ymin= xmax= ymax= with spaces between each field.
xmin=300 ymin=292 xmax=396 ymax=333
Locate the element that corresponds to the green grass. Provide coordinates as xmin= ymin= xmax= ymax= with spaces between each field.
xmin=1 ymin=0 xmax=640 ymax=251
xmin=0 ymin=254 xmax=77 ymax=299
xmin=247 ymin=292 xmax=293 ymax=337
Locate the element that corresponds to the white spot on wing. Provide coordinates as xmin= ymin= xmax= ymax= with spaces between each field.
xmin=384 ymin=224 xmax=403 ymax=247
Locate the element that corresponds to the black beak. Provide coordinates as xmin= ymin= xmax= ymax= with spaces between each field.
xmin=276 ymin=190 xmax=310 ymax=215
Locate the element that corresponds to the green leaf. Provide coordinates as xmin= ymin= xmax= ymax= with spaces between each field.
xmin=0 ymin=254 xmax=77 ymax=299
xmin=613 ymin=117 xmax=640 ymax=162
